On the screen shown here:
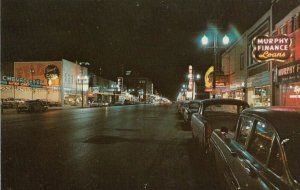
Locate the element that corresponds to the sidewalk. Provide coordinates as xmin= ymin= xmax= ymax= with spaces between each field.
xmin=1 ymin=105 xmax=88 ymax=114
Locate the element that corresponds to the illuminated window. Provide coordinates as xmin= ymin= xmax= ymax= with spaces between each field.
xmin=248 ymin=121 xmax=274 ymax=164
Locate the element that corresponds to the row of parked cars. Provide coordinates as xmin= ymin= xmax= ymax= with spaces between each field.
xmin=1 ymin=98 xmax=60 ymax=109
xmin=89 ymin=99 xmax=139 ymax=107
xmin=177 ymin=99 xmax=300 ymax=190
xmin=1 ymin=98 xmax=28 ymax=109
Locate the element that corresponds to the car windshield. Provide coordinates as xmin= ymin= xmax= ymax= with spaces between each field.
xmin=189 ymin=102 xmax=200 ymax=109
xmin=282 ymin=134 xmax=300 ymax=183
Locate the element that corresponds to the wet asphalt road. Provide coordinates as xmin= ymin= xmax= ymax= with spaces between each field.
xmin=1 ymin=104 xmax=220 ymax=190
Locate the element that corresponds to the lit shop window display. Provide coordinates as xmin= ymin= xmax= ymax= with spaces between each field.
xmin=281 ymin=82 xmax=300 ymax=107
xmin=252 ymin=86 xmax=271 ymax=107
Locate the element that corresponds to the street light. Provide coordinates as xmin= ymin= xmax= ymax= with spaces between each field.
xmin=201 ymin=32 xmax=230 ymax=98
xmin=181 ymin=84 xmax=188 ymax=101
xmin=111 ymin=84 xmax=119 ymax=104
xmin=77 ymin=75 xmax=88 ymax=108
xmin=29 ymin=68 xmax=35 ymax=100
xmin=78 ymin=62 xmax=90 ymax=108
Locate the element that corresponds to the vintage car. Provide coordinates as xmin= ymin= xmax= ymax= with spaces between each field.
xmin=89 ymin=101 xmax=101 ymax=107
xmin=191 ymin=99 xmax=249 ymax=153
xmin=177 ymin=101 xmax=190 ymax=117
xmin=17 ymin=100 xmax=48 ymax=113
xmin=210 ymin=107 xmax=300 ymax=190
xmin=183 ymin=100 xmax=202 ymax=127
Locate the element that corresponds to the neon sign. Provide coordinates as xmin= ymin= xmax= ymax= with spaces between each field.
xmin=205 ymin=66 xmax=214 ymax=92
xmin=252 ymin=35 xmax=291 ymax=62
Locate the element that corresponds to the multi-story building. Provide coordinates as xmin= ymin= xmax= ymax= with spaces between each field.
xmin=220 ymin=9 xmax=272 ymax=106
xmin=221 ymin=33 xmax=248 ymax=100
xmin=245 ymin=9 xmax=273 ymax=107
xmin=273 ymin=5 xmax=300 ymax=106
xmin=88 ymin=75 xmax=118 ymax=103
xmin=124 ymin=77 xmax=153 ymax=102
xmin=1 ymin=59 xmax=89 ymax=106
xmin=221 ymin=2 xmax=300 ymax=107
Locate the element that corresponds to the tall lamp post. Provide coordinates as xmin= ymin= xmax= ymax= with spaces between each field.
xmin=201 ymin=32 xmax=230 ymax=98
xmin=110 ymin=84 xmax=118 ymax=104
xmin=29 ymin=68 xmax=35 ymax=100
xmin=194 ymin=74 xmax=201 ymax=100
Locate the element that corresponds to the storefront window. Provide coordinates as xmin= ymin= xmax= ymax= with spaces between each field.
xmin=234 ymin=90 xmax=245 ymax=100
xmin=281 ymin=82 xmax=300 ymax=107
xmin=253 ymin=85 xmax=271 ymax=107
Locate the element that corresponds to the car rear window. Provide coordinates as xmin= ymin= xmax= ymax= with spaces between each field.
xmin=189 ymin=102 xmax=200 ymax=109
xmin=204 ymin=104 xmax=241 ymax=114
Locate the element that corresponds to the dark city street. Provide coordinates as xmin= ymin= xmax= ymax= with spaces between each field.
xmin=2 ymin=0 xmax=300 ymax=189
xmin=2 ymin=105 xmax=219 ymax=190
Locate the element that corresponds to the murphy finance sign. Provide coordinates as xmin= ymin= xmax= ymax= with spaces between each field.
xmin=252 ymin=35 xmax=291 ymax=62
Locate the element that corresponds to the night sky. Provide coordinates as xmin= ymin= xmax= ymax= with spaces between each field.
xmin=2 ymin=0 xmax=273 ymax=99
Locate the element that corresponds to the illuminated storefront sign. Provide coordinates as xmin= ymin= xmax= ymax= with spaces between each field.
xmin=277 ymin=61 xmax=300 ymax=83
xmin=252 ymin=35 xmax=291 ymax=62
xmin=188 ymin=65 xmax=193 ymax=91
xmin=1 ymin=76 xmax=43 ymax=87
xmin=205 ymin=66 xmax=214 ymax=92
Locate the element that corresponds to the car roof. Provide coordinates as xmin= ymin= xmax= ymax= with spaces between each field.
xmin=242 ymin=107 xmax=300 ymax=138
xmin=201 ymin=98 xmax=249 ymax=106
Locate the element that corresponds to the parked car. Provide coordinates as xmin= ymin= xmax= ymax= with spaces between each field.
xmin=191 ymin=99 xmax=249 ymax=153
xmin=183 ymin=100 xmax=202 ymax=127
xmin=177 ymin=101 xmax=190 ymax=116
xmin=124 ymin=100 xmax=133 ymax=105
xmin=210 ymin=107 xmax=300 ymax=190
xmin=89 ymin=101 xmax=101 ymax=107
xmin=100 ymin=102 xmax=109 ymax=107
xmin=1 ymin=101 xmax=14 ymax=109
xmin=17 ymin=100 xmax=48 ymax=113
xmin=48 ymin=101 xmax=61 ymax=107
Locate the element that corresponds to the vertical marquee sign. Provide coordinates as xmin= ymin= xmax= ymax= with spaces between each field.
xmin=252 ymin=35 xmax=291 ymax=62
xmin=204 ymin=66 xmax=214 ymax=92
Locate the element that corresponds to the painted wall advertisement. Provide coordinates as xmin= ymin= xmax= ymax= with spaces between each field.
xmin=14 ymin=61 xmax=62 ymax=86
